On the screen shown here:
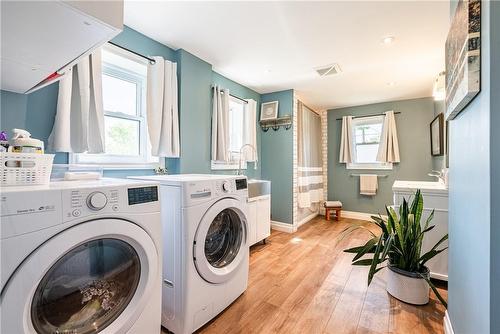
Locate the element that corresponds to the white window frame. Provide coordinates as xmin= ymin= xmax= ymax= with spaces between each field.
xmin=70 ymin=44 xmax=163 ymax=170
xmin=211 ymin=95 xmax=248 ymax=171
xmin=347 ymin=115 xmax=392 ymax=170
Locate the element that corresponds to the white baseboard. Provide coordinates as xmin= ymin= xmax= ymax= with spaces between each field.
xmin=444 ymin=311 xmax=454 ymax=334
xmin=297 ymin=211 xmax=318 ymax=227
xmin=341 ymin=210 xmax=387 ymax=222
xmin=271 ymin=220 xmax=297 ymax=233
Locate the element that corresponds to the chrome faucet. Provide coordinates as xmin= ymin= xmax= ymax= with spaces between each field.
xmin=428 ymin=170 xmax=445 ymax=184
xmin=237 ymin=144 xmax=258 ymax=175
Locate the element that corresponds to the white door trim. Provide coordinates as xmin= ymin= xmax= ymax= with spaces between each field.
xmin=444 ymin=311 xmax=455 ymax=334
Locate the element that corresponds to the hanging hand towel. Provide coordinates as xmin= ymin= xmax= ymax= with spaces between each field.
xmin=360 ymin=174 xmax=378 ymax=196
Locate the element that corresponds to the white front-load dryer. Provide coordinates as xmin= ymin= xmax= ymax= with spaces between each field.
xmin=129 ymin=174 xmax=249 ymax=334
xmin=0 ymin=178 xmax=162 ymax=334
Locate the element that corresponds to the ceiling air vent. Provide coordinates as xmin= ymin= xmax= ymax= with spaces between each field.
xmin=315 ymin=63 xmax=342 ymax=77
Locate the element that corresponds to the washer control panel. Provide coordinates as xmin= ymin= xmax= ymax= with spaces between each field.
xmin=65 ymin=188 xmax=119 ymax=219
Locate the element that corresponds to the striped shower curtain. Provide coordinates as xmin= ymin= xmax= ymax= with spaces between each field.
xmin=297 ymin=101 xmax=323 ymax=215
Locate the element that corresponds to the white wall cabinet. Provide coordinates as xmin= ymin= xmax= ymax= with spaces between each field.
xmin=1 ymin=1 xmax=123 ymax=93
xmin=393 ymin=181 xmax=448 ymax=281
xmin=247 ymin=195 xmax=271 ymax=246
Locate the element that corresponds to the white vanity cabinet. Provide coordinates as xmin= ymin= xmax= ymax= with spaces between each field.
xmin=393 ymin=181 xmax=448 ymax=281
xmin=247 ymin=195 xmax=271 ymax=246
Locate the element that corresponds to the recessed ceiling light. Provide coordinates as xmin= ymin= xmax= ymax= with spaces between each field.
xmin=382 ymin=36 xmax=395 ymax=45
xmin=387 ymin=81 xmax=396 ymax=86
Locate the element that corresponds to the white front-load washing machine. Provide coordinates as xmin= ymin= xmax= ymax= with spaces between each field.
xmin=0 ymin=178 xmax=162 ymax=334
xmin=129 ymin=174 xmax=249 ymax=334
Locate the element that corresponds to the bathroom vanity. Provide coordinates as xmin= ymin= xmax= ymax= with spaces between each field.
xmin=393 ymin=181 xmax=448 ymax=281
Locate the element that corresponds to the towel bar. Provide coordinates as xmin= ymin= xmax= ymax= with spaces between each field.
xmin=350 ymin=174 xmax=388 ymax=177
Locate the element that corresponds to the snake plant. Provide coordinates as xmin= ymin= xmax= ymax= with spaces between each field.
xmin=342 ymin=190 xmax=448 ymax=307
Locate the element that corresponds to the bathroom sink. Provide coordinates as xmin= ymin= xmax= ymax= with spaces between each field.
xmin=392 ymin=180 xmax=448 ymax=194
xmin=247 ymin=179 xmax=271 ymax=198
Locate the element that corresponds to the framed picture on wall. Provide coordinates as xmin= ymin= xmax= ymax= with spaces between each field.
xmin=260 ymin=101 xmax=279 ymax=120
xmin=445 ymin=0 xmax=481 ymax=120
xmin=430 ymin=113 xmax=444 ymax=156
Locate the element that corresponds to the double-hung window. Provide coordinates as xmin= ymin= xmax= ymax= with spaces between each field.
xmin=71 ymin=44 xmax=160 ymax=168
xmin=211 ymin=96 xmax=247 ymax=170
xmin=347 ymin=115 xmax=392 ymax=170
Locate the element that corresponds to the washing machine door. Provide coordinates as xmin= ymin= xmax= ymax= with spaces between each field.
xmin=193 ymin=198 xmax=248 ymax=284
xmin=1 ymin=218 xmax=159 ymax=334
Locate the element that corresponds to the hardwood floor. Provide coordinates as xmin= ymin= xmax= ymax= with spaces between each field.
xmin=185 ymin=217 xmax=447 ymax=334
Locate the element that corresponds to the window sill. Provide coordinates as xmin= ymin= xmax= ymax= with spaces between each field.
xmin=346 ymin=162 xmax=393 ymax=170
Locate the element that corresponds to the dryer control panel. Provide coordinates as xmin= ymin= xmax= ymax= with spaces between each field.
xmin=183 ymin=177 xmax=248 ymax=207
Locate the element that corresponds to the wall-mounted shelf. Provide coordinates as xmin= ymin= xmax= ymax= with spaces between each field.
xmin=259 ymin=115 xmax=292 ymax=132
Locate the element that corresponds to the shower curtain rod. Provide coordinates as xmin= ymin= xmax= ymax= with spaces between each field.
xmin=335 ymin=111 xmax=401 ymax=121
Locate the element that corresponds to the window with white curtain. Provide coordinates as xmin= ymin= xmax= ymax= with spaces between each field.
xmin=347 ymin=115 xmax=392 ymax=170
xmin=71 ymin=44 xmax=161 ymax=168
xmin=211 ymin=96 xmax=247 ymax=170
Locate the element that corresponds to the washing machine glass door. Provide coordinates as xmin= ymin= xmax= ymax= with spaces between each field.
xmin=1 ymin=218 xmax=159 ymax=334
xmin=194 ymin=198 xmax=247 ymax=284
xmin=31 ymin=238 xmax=140 ymax=334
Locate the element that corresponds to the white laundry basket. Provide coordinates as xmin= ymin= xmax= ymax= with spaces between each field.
xmin=1 ymin=153 xmax=55 ymax=186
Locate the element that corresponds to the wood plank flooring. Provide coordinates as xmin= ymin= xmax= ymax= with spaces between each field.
xmin=178 ymin=217 xmax=447 ymax=334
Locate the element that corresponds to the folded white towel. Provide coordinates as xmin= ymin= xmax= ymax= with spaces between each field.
xmin=324 ymin=200 xmax=342 ymax=208
xmin=360 ymin=174 xmax=378 ymax=196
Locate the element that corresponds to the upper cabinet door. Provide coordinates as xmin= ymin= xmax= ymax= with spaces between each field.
xmin=0 ymin=1 xmax=123 ymax=94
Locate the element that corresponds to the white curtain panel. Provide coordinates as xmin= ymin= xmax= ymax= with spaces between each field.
xmin=242 ymin=99 xmax=258 ymax=162
xmin=377 ymin=110 xmax=400 ymax=163
xmin=211 ymin=85 xmax=230 ymax=161
xmin=339 ymin=115 xmax=353 ymax=163
xmin=147 ymin=57 xmax=180 ymax=157
xmin=48 ymin=49 xmax=105 ymax=153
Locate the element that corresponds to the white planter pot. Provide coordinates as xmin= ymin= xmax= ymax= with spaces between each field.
xmin=386 ymin=265 xmax=430 ymax=305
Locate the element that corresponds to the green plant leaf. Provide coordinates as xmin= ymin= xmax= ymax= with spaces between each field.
xmin=420 ymin=273 xmax=448 ymax=308
xmin=352 ymin=238 xmax=378 ymax=262
xmin=352 ymin=259 xmax=375 ymax=266
xmin=419 ymin=247 xmax=448 ymax=266
xmin=424 ymin=209 xmax=435 ymax=230
xmin=368 ymin=236 xmax=384 ymax=285
xmin=380 ymin=234 xmax=394 ymax=261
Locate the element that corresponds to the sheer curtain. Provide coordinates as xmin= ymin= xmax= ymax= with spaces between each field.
xmin=211 ymin=85 xmax=230 ymax=161
xmin=377 ymin=110 xmax=400 ymax=163
xmin=339 ymin=116 xmax=353 ymax=163
xmin=147 ymin=56 xmax=180 ymax=157
xmin=297 ymin=101 xmax=323 ymax=218
xmin=48 ymin=49 xmax=105 ymax=153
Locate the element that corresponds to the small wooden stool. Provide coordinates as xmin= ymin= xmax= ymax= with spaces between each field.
xmin=324 ymin=201 xmax=342 ymax=221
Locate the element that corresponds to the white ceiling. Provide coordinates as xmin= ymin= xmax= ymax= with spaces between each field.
xmin=124 ymin=1 xmax=449 ymax=110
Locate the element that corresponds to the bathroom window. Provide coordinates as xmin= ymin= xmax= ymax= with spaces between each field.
xmin=211 ymin=96 xmax=247 ymax=170
xmin=71 ymin=44 xmax=161 ymax=168
xmin=347 ymin=116 xmax=392 ymax=170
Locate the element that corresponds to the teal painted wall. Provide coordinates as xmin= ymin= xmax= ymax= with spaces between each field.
xmin=327 ymin=97 xmax=435 ymax=214
xmin=447 ymin=0 xmax=493 ymax=332
xmin=260 ymin=90 xmax=294 ymax=224
xmin=0 ymin=26 xmax=263 ymax=180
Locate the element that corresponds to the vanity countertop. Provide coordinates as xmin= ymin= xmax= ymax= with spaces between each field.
xmin=392 ymin=180 xmax=448 ymax=195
